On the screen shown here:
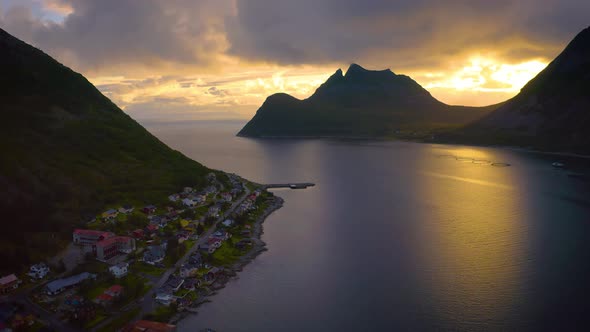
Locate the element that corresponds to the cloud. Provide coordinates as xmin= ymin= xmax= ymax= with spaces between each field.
xmin=1 ymin=0 xmax=234 ymax=75
xmin=225 ymin=0 xmax=589 ymax=69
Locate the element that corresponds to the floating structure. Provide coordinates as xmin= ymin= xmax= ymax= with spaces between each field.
xmin=264 ymin=183 xmax=315 ymax=189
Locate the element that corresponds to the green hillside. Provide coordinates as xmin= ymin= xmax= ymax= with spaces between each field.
xmin=0 ymin=28 xmax=212 ymax=269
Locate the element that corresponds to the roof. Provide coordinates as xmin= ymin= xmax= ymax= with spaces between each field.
xmin=96 ymin=293 xmax=113 ymax=301
xmin=104 ymin=209 xmax=118 ymax=214
xmin=73 ymin=229 xmax=114 ymax=238
xmin=0 ymin=274 xmax=18 ymax=285
xmin=96 ymin=236 xmax=133 ymax=248
xmin=46 ymin=272 xmax=95 ymax=293
xmin=106 ymin=284 xmax=124 ymax=294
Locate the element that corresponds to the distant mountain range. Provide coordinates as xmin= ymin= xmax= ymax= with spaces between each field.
xmin=238 ymin=64 xmax=499 ymax=138
xmin=446 ymin=26 xmax=590 ymax=153
xmin=0 ymin=28 xmax=213 ymax=269
xmin=239 ymin=27 xmax=590 ymax=153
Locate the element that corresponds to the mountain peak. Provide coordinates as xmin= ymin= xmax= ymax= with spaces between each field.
xmin=344 ymin=63 xmax=395 ymax=78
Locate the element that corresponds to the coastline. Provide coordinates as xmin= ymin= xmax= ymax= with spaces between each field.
xmin=170 ymin=194 xmax=285 ymax=324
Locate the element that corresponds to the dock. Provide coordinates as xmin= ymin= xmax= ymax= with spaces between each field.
xmin=263 ymin=183 xmax=315 ymax=189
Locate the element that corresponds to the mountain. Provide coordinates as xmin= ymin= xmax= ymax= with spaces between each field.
xmin=238 ymin=64 xmax=498 ymax=138
xmin=0 ymin=28 xmax=214 ymax=269
xmin=450 ymin=26 xmax=590 ymax=152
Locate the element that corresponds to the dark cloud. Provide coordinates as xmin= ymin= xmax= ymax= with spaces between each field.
xmin=1 ymin=0 xmax=232 ymax=72
xmin=225 ymin=0 xmax=590 ymax=68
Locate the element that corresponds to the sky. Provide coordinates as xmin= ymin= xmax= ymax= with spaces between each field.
xmin=0 ymin=0 xmax=588 ymax=121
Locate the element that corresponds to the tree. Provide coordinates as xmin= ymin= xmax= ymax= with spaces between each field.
xmin=196 ymin=223 xmax=204 ymax=235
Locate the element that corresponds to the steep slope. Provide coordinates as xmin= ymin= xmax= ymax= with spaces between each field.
xmin=0 ymin=28 xmax=212 ymax=268
xmin=238 ymin=64 xmax=497 ymax=137
xmin=457 ymin=26 xmax=590 ymax=152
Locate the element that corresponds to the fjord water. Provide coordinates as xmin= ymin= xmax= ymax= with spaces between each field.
xmin=145 ymin=120 xmax=590 ymax=331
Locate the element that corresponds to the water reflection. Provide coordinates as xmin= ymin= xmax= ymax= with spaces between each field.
xmin=416 ymin=145 xmax=530 ymax=330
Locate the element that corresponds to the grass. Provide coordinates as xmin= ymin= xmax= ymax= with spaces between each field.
xmin=131 ymin=262 xmax=164 ymax=276
xmin=84 ymin=313 xmax=108 ymax=330
xmin=211 ymin=242 xmax=244 ymax=266
xmin=143 ymin=305 xmax=177 ymax=323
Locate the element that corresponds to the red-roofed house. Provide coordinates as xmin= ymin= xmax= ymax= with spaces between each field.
xmin=0 ymin=274 xmax=21 ymax=294
xmin=73 ymin=229 xmax=114 ymax=246
xmin=95 ymin=236 xmax=136 ymax=261
xmin=95 ymin=293 xmax=113 ymax=306
xmin=131 ymin=229 xmax=145 ymax=239
xmin=105 ymin=285 xmax=124 ymax=297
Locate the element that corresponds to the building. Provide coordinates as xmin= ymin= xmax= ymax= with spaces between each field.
xmin=0 ymin=274 xmax=21 ymax=294
xmin=123 ymin=320 xmax=177 ymax=332
xmin=221 ymin=219 xmax=234 ymax=227
xmin=28 ymin=263 xmax=50 ymax=279
xmin=102 ymin=209 xmax=119 ymax=220
xmin=142 ymin=205 xmax=157 ymax=214
xmin=179 ymin=263 xmax=199 ymax=278
xmin=105 ymin=284 xmax=124 ymax=297
xmin=73 ymin=229 xmax=114 ymax=246
xmin=119 ymin=205 xmax=134 ymax=214
xmin=220 ymin=192 xmax=233 ymax=202
xmin=181 ymin=198 xmax=196 ymax=207
xmin=168 ymin=193 xmax=180 ymax=202
xmin=46 ymin=273 xmax=96 ymax=296
xmin=143 ymin=245 xmax=166 ymax=265
xmin=95 ymin=237 xmax=136 ymax=261
xmin=109 ymin=262 xmax=129 ymax=278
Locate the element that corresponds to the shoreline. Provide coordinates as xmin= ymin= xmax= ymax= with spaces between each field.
xmin=170 ymin=194 xmax=285 ymax=325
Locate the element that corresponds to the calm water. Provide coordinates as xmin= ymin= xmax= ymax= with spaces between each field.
xmin=145 ymin=120 xmax=590 ymax=331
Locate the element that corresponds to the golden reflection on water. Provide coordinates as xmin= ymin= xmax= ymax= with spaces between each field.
xmin=416 ymin=145 xmax=530 ymax=327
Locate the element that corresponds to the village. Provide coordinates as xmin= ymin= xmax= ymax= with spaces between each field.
xmin=0 ymin=173 xmax=283 ymax=332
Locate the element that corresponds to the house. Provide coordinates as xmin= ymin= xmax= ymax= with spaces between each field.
xmin=207 ymin=238 xmax=223 ymax=249
xmin=183 ymin=187 xmax=193 ymax=194
xmin=28 ymin=263 xmax=50 ymax=279
xmin=109 ymin=262 xmax=129 ymax=278
xmin=221 ymin=219 xmax=234 ymax=227
xmin=179 ymin=264 xmax=199 ymax=278
xmin=198 ymin=243 xmax=215 ymax=254
xmin=142 ymin=205 xmax=157 ymax=214
xmin=211 ymin=230 xmax=230 ymax=241
xmin=182 ymin=278 xmax=201 ymax=290
xmin=102 ymin=209 xmax=119 ymax=220
xmin=188 ymin=252 xmax=202 ymax=265
xmin=45 ymin=273 xmax=96 ymax=296
xmin=0 ymin=274 xmax=21 ymax=294
xmin=145 ymin=224 xmax=159 ymax=234
xmin=119 ymin=205 xmax=134 ymax=214
xmin=150 ymin=216 xmax=168 ymax=228
xmin=95 ymin=236 xmax=136 ymax=261
xmin=155 ymin=293 xmax=176 ymax=306
xmin=162 ymin=276 xmax=184 ymax=292
xmin=208 ymin=206 xmax=220 ymax=217
xmin=206 ymin=172 xmax=216 ymax=182
xmin=143 ymin=245 xmax=166 ymax=265
xmin=168 ymin=194 xmax=180 ymax=202
xmin=73 ymin=229 xmax=114 ymax=246
xmin=122 ymin=320 xmax=177 ymax=332
xmin=203 ymin=267 xmax=223 ymax=283
xmin=220 ymin=192 xmax=233 ymax=202
xmin=181 ymin=198 xmax=197 ymax=207
xmin=105 ymin=284 xmax=124 ymax=297
xmin=131 ymin=229 xmax=145 ymax=239
xmin=95 ymin=293 xmax=114 ymax=306
xmin=166 ymin=211 xmax=180 ymax=221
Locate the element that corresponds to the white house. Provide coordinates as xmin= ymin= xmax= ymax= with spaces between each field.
xmin=168 ymin=194 xmax=180 ymax=202
xmin=28 ymin=263 xmax=50 ymax=279
xmin=221 ymin=219 xmax=234 ymax=227
xmin=109 ymin=262 xmax=129 ymax=278
xmin=182 ymin=198 xmax=197 ymax=207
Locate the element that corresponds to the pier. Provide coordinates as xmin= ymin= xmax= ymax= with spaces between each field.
xmin=263 ymin=183 xmax=315 ymax=189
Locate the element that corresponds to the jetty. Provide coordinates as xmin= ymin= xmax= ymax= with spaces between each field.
xmin=263 ymin=183 xmax=315 ymax=189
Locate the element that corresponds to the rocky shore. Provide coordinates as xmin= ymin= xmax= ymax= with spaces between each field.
xmin=170 ymin=194 xmax=284 ymax=324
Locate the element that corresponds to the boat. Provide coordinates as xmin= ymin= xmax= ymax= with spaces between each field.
xmin=552 ymin=162 xmax=565 ymax=168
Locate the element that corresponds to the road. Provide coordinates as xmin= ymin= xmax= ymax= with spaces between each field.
xmin=138 ymin=184 xmax=250 ymax=315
